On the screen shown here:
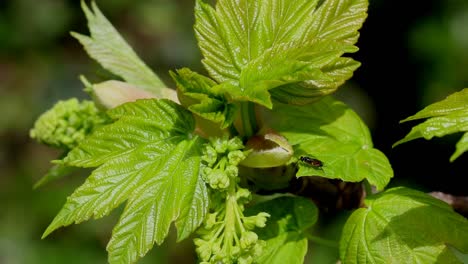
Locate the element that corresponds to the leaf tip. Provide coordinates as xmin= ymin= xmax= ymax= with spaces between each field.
xmin=33 ymin=179 xmax=45 ymax=190
xmin=399 ymin=117 xmax=412 ymax=123
xmin=41 ymin=225 xmax=56 ymax=239
xmin=449 ymin=152 xmax=461 ymax=162
xmin=391 ymin=141 xmax=401 ymax=149
xmin=80 ymin=0 xmax=93 ymax=19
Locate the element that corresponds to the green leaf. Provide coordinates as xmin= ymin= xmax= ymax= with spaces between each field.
xmin=271 ymin=57 xmax=361 ymax=105
xmin=43 ymin=99 xmax=209 ymax=264
xmin=256 ymin=233 xmax=308 ymax=264
xmin=400 ymin=88 xmax=468 ymax=122
xmin=452 ymin=132 xmax=468 ymax=161
xmin=73 ymin=1 xmax=168 ymax=96
xmin=261 ymin=96 xmax=393 ymax=190
xmin=245 ymin=196 xmax=318 ymax=264
xmin=230 ymin=39 xmax=358 ymax=108
xmin=63 ymin=99 xmax=194 ymax=167
xmin=269 ymin=0 xmax=369 ymax=105
xmin=106 ymin=139 xmax=207 ymax=263
xmin=303 ymin=0 xmax=368 ymax=45
xmin=195 ymin=0 xmax=367 ymax=107
xmin=33 ymin=163 xmax=77 ymax=189
xmin=340 ymin=187 xmax=468 ymax=264
xmin=170 ymin=68 xmax=237 ymax=128
xmin=394 ymin=88 xmax=468 ymax=161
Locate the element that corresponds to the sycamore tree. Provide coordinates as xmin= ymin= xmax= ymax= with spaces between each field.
xmin=30 ymin=0 xmax=468 ymax=263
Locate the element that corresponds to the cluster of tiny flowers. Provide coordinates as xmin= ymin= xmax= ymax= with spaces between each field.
xmin=30 ymin=99 xmax=108 ymax=149
xmin=201 ymin=136 xmax=246 ymax=190
xmin=195 ymin=136 xmax=270 ymax=263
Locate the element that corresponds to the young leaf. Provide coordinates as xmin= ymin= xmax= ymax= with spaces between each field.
xmin=170 ymin=68 xmax=237 ymax=129
xmin=270 ymin=57 xmax=361 ymax=105
xmin=33 ymin=163 xmax=77 ymax=189
xmin=43 ymin=99 xmax=209 ymax=264
xmin=260 ymin=96 xmax=393 ymax=190
xmin=340 ymin=187 xmax=468 ymax=264
xmin=228 ymin=39 xmax=358 ymax=108
xmin=245 ymin=196 xmax=319 ymax=264
xmin=452 ymin=132 xmax=468 ymax=161
xmin=73 ymin=1 xmax=171 ymax=97
xmin=303 ymin=0 xmax=368 ymax=45
xmin=195 ymin=0 xmax=367 ymax=107
xmin=394 ymin=88 xmax=468 ymax=161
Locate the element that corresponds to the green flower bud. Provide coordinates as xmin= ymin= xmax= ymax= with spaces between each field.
xmin=194 ymin=238 xmax=212 ymax=262
xmin=202 ymin=167 xmax=213 ymax=181
xmin=227 ymin=150 xmax=245 ymax=166
xmin=252 ymin=240 xmax=266 ymax=257
xmin=211 ymin=243 xmax=221 ymax=256
xmin=236 ymin=187 xmax=251 ymax=201
xmin=205 ymin=213 xmax=218 ymax=229
xmin=254 ymin=212 xmax=270 ymax=228
xmin=30 ymin=99 xmax=108 ymax=149
xmin=202 ymin=146 xmax=218 ymax=166
xmin=238 ymin=255 xmax=253 ymax=264
xmin=208 ymin=169 xmax=230 ymax=189
xmin=213 ymin=140 xmax=228 ymax=154
xmin=243 ymin=212 xmax=270 ymax=230
xmin=240 ymin=231 xmax=258 ymax=250
xmin=225 ymin=165 xmax=238 ymax=178
xmin=227 ymin=137 xmax=244 ymax=151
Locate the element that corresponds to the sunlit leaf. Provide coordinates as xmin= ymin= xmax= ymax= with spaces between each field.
xmin=72 ymin=1 xmax=170 ymax=96
xmin=340 ymin=187 xmax=468 ymax=264
xmin=194 ymin=0 xmax=367 ymax=107
xmin=261 ymin=96 xmax=393 ymax=190
xmin=170 ymin=68 xmax=237 ymax=128
xmin=43 ymin=99 xmax=208 ymax=264
xmin=394 ymin=88 xmax=468 ymax=161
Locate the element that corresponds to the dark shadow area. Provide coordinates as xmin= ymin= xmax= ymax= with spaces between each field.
xmin=352 ymin=0 xmax=468 ymax=195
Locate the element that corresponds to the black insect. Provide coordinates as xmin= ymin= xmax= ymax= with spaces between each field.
xmin=299 ymin=156 xmax=324 ymax=169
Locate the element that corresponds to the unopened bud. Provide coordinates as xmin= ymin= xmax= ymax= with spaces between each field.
xmin=240 ymin=130 xmax=293 ymax=168
xmin=92 ymin=80 xmax=158 ymax=109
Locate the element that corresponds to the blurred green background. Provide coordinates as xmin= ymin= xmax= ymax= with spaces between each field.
xmin=0 ymin=0 xmax=466 ymax=263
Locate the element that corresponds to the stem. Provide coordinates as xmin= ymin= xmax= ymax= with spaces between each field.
xmin=239 ymin=102 xmax=257 ymax=138
xmin=306 ymin=234 xmax=339 ymax=248
xmin=222 ymin=176 xmax=241 ymax=256
xmin=363 ymin=180 xmax=373 ymax=197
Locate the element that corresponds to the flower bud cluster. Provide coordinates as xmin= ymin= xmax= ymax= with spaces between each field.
xmin=195 ymin=136 xmax=270 ymax=263
xmin=30 ymin=99 xmax=108 ymax=149
xmin=201 ymin=136 xmax=246 ymax=190
xmin=194 ymin=204 xmax=269 ymax=264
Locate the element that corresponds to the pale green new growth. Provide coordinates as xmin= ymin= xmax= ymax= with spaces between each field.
xmin=171 ymin=68 xmax=237 ymax=129
xmin=30 ymin=98 xmax=107 ymax=149
xmin=30 ymin=98 xmax=107 ymax=188
xmin=394 ymin=88 xmax=468 ymax=161
xmin=195 ymin=136 xmax=270 ymax=263
xmin=72 ymin=1 xmax=168 ymax=96
xmin=43 ymin=99 xmax=208 ymax=264
xmin=340 ymin=187 xmax=468 ymax=264
xmin=31 ymin=0 xmax=468 ymax=263
xmin=194 ymin=0 xmax=367 ymax=108
xmin=262 ymin=96 xmax=393 ymax=190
